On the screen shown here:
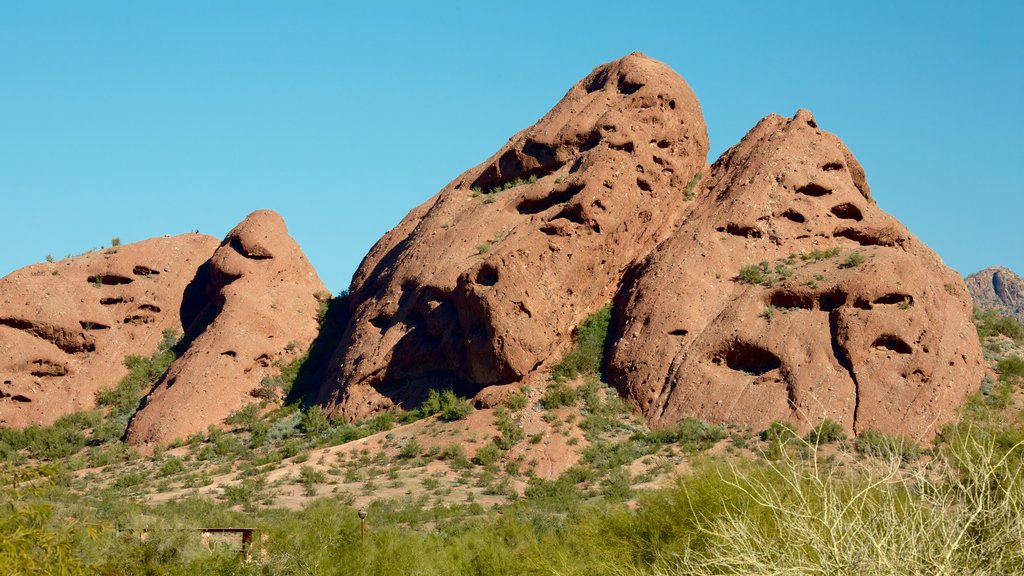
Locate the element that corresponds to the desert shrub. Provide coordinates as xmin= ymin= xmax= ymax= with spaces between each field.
xmin=738 ymin=263 xmax=768 ymax=285
xmin=840 ymin=250 xmax=867 ymax=268
xmin=973 ymin=308 xmax=1024 ymax=342
xmin=399 ymin=438 xmax=422 ymax=459
xmin=800 ymin=247 xmax=842 ymax=262
xmin=156 ymin=457 xmax=184 ymax=478
xmin=300 ymin=406 xmax=330 ymax=436
xmin=855 ymin=429 xmax=921 ymax=462
xmin=759 ymin=420 xmax=798 ymax=444
xmin=96 ymin=330 xmax=179 ymax=416
xmin=472 ymin=443 xmax=501 ymax=467
xmin=418 ymin=389 xmax=473 ymax=421
xmin=998 ymin=355 xmax=1024 ymax=381
xmin=221 ymin=476 xmax=266 ymax=506
xmin=805 ymin=418 xmax=847 ymax=444
xmin=541 ymin=381 xmax=579 ymax=409
xmin=493 ymin=408 xmax=523 ymax=450
xmin=641 ymin=417 xmax=725 ymax=452
xmin=505 ymin=387 xmax=529 ymax=411
xmin=224 ymin=402 xmax=262 ymax=431
xmin=550 ymin=304 xmax=612 ymax=382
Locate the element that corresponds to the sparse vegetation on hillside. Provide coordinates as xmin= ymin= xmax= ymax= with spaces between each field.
xmin=973 ymin=307 xmax=1024 ymax=342
xmin=550 ymin=303 xmax=612 ymax=382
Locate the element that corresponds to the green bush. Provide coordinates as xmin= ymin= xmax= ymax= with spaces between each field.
xmin=156 ymin=457 xmax=185 ymax=478
xmin=805 ymin=418 xmax=847 ymax=444
xmin=997 ymin=355 xmax=1024 ymax=381
xmin=472 ymin=443 xmax=501 ymax=467
xmin=96 ymin=329 xmax=180 ymax=416
xmin=541 ymin=381 xmax=579 ymax=409
xmin=840 ymin=251 xmax=867 ymax=268
xmin=550 ymin=303 xmax=612 ymax=382
xmin=399 ymin=438 xmax=422 ymax=459
xmin=300 ymin=406 xmax=330 ymax=436
xmin=855 ymin=429 xmax=921 ymax=463
xmin=418 ymin=389 xmax=473 ymax=421
xmin=973 ymin=308 xmax=1024 ymax=342
xmin=759 ymin=420 xmax=798 ymax=444
xmin=738 ymin=262 xmax=768 ymax=285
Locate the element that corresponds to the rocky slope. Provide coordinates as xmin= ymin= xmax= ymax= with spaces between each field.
xmin=606 ymin=111 xmax=983 ymax=440
xmin=967 ymin=266 xmax=1024 ymax=324
xmin=125 ymin=210 xmax=327 ymax=445
xmin=318 ymin=53 xmax=708 ymax=420
xmin=318 ymin=53 xmax=983 ymax=439
xmin=0 ymin=234 xmax=219 ymax=427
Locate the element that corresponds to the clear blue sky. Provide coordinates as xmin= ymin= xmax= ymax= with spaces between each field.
xmin=2 ymin=2 xmax=1021 ymax=292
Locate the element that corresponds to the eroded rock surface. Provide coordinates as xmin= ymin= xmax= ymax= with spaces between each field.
xmin=0 ymin=235 xmax=219 ymax=427
xmin=606 ymin=111 xmax=984 ymax=440
xmin=125 ymin=210 xmax=327 ymax=445
xmin=967 ymin=266 xmax=1024 ymax=325
xmin=319 ymin=52 xmax=709 ymax=420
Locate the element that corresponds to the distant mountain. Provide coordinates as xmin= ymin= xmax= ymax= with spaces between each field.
xmin=966 ymin=266 xmax=1024 ymax=324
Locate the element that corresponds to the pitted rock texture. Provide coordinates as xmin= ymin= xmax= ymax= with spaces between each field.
xmin=967 ymin=266 xmax=1024 ymax=325
xmin=125 ymin=210 xmax=327 ymax=445
xmin=0 ymin=234 xmax=219 ymax=427
xmin=319 ymin=52 xmax=709 ymax=420
xmin=607 ymin=110 xmax=984 ymax=440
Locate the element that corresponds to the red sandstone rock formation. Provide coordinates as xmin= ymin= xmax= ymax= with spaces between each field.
xmin=318 ymin=53 xmax=709 ymax=420
xmin=606 ymin=110 xmax=984 ymax=440
xmin=967 ymin=266 xmax=1024 ymax=325
xmin=0 ymin=234 xmax=219 ymax=427
xmin=125 ymin=210 xmax=327 ymax=445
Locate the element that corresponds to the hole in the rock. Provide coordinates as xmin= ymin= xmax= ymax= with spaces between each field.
xmin=874 ymin=293 xmax=914 ymax=306
xmin=795 ymin=183 xmax=832 ymax=197
xmin=818 ymin=290 xmax=848 ymax=311
xmin=586 ymin=69 xmax=609 ymax=93
xmin=88 ymin=274 xmax=134 ymax=286
xmin=29 ymin=359 xmax=67 ymax=377
xmin=655 ymin=139 xmax=670 ymax=149
xmin=123 ymin=315 xmax=155 ymax=325
xmin=722 ymin=223 xmax=762 ymax=238
xmin=255 ymin=354 xmax=271 ymax=367
xmin=822 ymin=162 xmax=844 ymax=172
xmin=636 ymin=177 xmax=652 ymax=192
xmin=516 ymin=184 xmax=585 ymax=215
xmin=609 ymin=141 xmax=635 ymax=153
xmin=133 ymin=265 xmax=160 ymax=276
xmin=369 ymin=314 xmax=390 ymax=331
xmin=668 ymin=99 xmax=676 ymax=110
xmin=872 ymin=335 xmax=913 ymax=354
xmin=806 ymin=117 xmax=818 ymax=128
xmin=712 ymin=341 xmax=782 ymax=376
xmin=221 ymin=350 xmax=237 ymax=357
xmin=617 ymin=75 xmax=643 ymax=94
xmin=138 ymin=304 xmax=161 ymax=313
xmin=833 ymin=227 xmax=896 ymax=247
xmin=99 ymin=297 xmax=125 ymax=305
xmin=830 ymin=203 xmax=863 ymax=221
xmin=11 ymin=395 xmax=31 ymax=403
xmin=475 ymin=264 xmax=499 ymax=287
xmin=781 ymin=210 xmax=806 ymax=223
xmin=770 ymin=290 xmax=815 ymax=310
xmin=668 ymin=329 xmax=688 ymax=336
xmin=228 ymin=237 xmax=274 ymax=260
xmin=79 ymin=320 xmax=110 ymax=330
xmin=522 ymin=140 xmax=557 ymax=163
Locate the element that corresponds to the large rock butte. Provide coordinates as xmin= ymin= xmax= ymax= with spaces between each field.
xmin=966 ymin=266 xmax=1024 ymax=325
xmin=606 ymin=110 xmax=984 ymax=439
xmin=125 ymin=210 xmax=327 ymax=445
xmin=0 ymin=234 xmax=219 ymax=427
xmin=318 ymin=53 xmax=708 ymax=420
xmin=321 ymin=53 xmax=983 ymax=439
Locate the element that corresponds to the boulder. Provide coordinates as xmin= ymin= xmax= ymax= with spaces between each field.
xmin=125 ymin=210 xmax=327 ymax=445
xmin=0 ymin=234 xmax=219 ymax=427
xmin=319 ymin=52 xmax=709 ymax=420
xmin=606 ymin=110 xmax=984 ymax=440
